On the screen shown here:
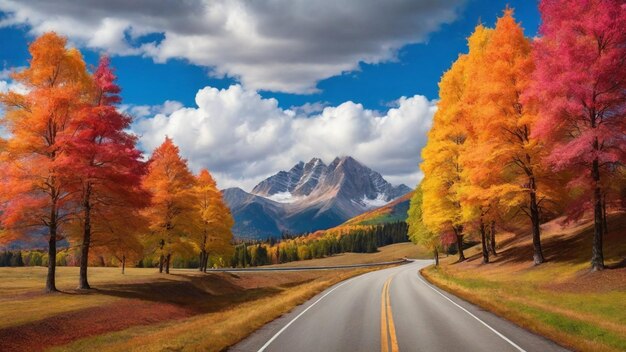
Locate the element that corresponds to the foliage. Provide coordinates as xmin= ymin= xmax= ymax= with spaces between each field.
xmin=141 ymin=138 xmax=198 ymax=272
xmin=230 ymin=221 xmax=409 ymax=267
xmin=407 ymin=186 xmax=440 ymax=263
xmin=193 ymin=169 xmax=234 ymax=271
xmin=524 ymin=0 xmax=626 ymax=270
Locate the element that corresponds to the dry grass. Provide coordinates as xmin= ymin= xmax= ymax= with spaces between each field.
xmin=0 ymin=261 xmax=393 ymax=351
xmin=267 ymin=242 xmax=429 ymax=268
xmin=422 ymin=214 xmax=626 ymax=352
xmin=53 ymin=268 xmax=376 ymax=352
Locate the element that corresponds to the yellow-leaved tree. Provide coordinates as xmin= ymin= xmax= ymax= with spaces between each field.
xmin=407 ymin=186 xmax=441 ymax=265
xmin=421 ymin=53 xmax=469 ymax=262
xmin=194 ymin=169 xmax=234 ymax=271
xmin=458 ymin=24 xmax=495 ymax=264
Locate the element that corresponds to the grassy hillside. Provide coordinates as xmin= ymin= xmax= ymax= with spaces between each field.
xmin=343 ymin=191 xmax=413 ymax=226
xmin=0 ymin=265 xmax=393 ymax=351
xmin=422 ymin=214 xmax=626 ymax=352
xmin=305 ymin=191 xmax=413 ymax=241
xmin=267 ymin=242 xmax=429 ymax=268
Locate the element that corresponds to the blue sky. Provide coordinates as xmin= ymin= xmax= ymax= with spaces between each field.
xmin=0 ymin=1 xmax=541 ymax=189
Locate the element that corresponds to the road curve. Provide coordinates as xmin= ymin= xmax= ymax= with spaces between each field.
xmin=204 ymin=259 xmax=408 ymax=272
xmin=230 ymin=260 xmax=569 ymax=352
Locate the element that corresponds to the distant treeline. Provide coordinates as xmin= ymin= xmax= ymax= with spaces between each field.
xmin=230 ymin=221 xmax=409 ymax=268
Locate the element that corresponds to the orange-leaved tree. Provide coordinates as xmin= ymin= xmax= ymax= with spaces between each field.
xmin=0 ymin=32 xmax=91 ymax=292
xmin=142 ymin=137 xmax=198 ymax=274
xmin=194 ymin=169 xmax=234 ymax=271
xmin=467 ymin=9 xmax=557 ymax=265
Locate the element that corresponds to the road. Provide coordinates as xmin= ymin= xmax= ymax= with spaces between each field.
xmin=231 ymin=260 xmax=569 ymax=352
xmin=204 ymin=259 xmax=408 ymax=272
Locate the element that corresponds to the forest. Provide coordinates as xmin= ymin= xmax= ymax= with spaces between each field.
xmin=230 ymin=221 xmax=409 ymax=267
xmin=408 ymin=5 xmax=625 ymax=271
xmin=0 ymin=34 xmax=234 ymax=292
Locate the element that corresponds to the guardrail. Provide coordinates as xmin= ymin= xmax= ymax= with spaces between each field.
xmin=204 ymin=258 xmax=410 ymax=272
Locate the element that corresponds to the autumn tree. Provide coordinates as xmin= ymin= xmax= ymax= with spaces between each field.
xmin=142 ymin=137 xmax=198 ymax=274
xmin=0 ymin=33 xmax=91 ymax=292
xmin=193 ymin=169 xmax=234 ymax=272
xmin=407 ymin=187 xmax=441 ymax=266
xmin=462 ymin=10 xmax=554 ymax=265
xmin=526 ymin=0 xmax=626 ymax=271
xmin=63 ymin=56 xmax=148 ymax=289
xmin=421 ymin=53 xmax=469 ymax=262
xmin=458 ymin=24 xmax=494 ymax=264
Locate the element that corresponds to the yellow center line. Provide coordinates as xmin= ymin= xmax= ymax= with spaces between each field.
xmin=381 ymin=274 xmax=400 ymax=352
xmin=381 ymin=279 xmax=389 ymax=352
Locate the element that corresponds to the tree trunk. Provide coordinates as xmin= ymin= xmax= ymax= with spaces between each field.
xmin=198 ymin=251 xmax=205 ymax=272
xmin=165 ymin=253 xmax=171 ymax=274
xmin=602 ymin=194 xmax=608 ymax=236
xmin=454 ymin=226 xmax=465 ymax=262
xmin=203 ymin=252 xmax=209 ymax=273
xmin=433 ymin=247 xmax=439 ymax=267
xmin=489 ymin=221 xmax=497 ymax=256
xmin=529 ymin=176 xmax=545 ymax=265
xmin=122 ymin=255 xmax=126 ymax=274
xmin=46 ymin=213 xmax=58 ymax=293
xmin=79 ymin=186 xmax=92 ymax=290
xmin=591 ymin=157 xmax=604 ymax=271
xmin=480 ymin=218 xmax=489 ymax=264
xmin=158 ymin=239 xmax=165 ymax=273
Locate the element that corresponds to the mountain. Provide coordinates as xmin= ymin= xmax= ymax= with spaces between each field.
xmin=224 ymin=156 xmax=412 ymax=239
xmin=221 ymin=187 xmax=284 ymax=240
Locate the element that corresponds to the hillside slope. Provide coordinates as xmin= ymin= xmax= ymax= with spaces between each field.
xmin=422 ymin=214 xmax=626 ymax=352
xmin=342 ymin=191 xmax=413 ymax=226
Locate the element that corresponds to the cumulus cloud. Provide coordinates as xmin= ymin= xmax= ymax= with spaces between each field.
xmin=0 ymin=0 xmax=464 ymax=93
xmin=134 ymin=85 xmax=434 ymax=190
xmin=119 ymin=100 xmax=183 ymax=119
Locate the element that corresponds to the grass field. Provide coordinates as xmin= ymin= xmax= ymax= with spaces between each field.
xmin=267 ymin=241 xmax=429 ymax=268
xmin=422 ymin=214 xmax=626 ymax=352
xmin=0 ymin=244 xmax=419 ymax=351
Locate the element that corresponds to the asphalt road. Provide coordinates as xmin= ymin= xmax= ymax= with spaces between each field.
xmin=230 ymin=260 xmax=569 ymax=352
xmin=204 ymin=259 xmax=408 ymax=272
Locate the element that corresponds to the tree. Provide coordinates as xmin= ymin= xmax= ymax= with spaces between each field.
xmin=142 ymin=138 xmax=198 ymax=274
xmin=458 ymin=24 xmax=494 ymax=265
xmin=421 ymin=54 xmax=468 ymax=262
xmin=461 ymin=10 xmax=555 ymax=265
xmin=0 ymin=33 xmax=91 ymax=292
xmin=407 ymin=187 xmax=441 ymax=265
xmin=193 ymin=169 xmax=234 ymax=272
xmin=63 ymin=56 xmax=148 ymax=288
xmin=526 ymin=0 xmax=626 ymax=271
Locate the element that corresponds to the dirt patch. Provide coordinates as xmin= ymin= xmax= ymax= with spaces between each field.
xmin=543 ymin=267 xmax=626 ymax=293
xmin=0 ymin=299 xmax=193 ymax=351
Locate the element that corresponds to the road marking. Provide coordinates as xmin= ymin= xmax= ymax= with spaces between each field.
xmin=381 ymin=275 xmax=400 ymax=352
xmin=417 ymin=275 xmax=526 ymax=352
xmin=381 ymin=279 xmax=389 ymax=352
xmin=257 ymin=277 xmax=356 ymax=352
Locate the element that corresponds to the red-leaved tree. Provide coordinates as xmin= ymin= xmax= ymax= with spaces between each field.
xmin=525 ymin=0 xmax=626 ymax=271
xmin=62 ymin=56 xmax=148 ymax=289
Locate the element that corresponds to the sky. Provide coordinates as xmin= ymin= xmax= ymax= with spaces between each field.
xmin=0 ymin=0 xmax=541 ymax=191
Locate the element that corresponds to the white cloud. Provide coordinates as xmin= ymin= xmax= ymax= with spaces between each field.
xmin=0 ymin=0 xmax=464 ymax=93
xmin=119 ymin=100 xmax=183 ymax=119
xmin=134 ymin=85 xmax=434 ymax=190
